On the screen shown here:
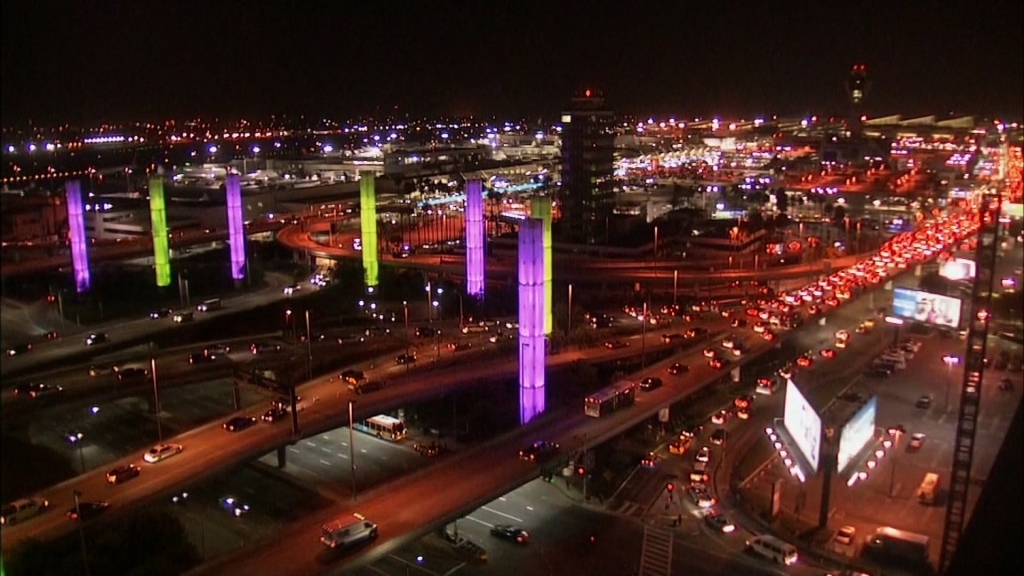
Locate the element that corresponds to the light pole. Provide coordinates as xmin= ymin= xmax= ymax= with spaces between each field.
xmin=151 ymin=357 xmax=163 ymax=442
xmin=653 ymin=225 xmax=659 ymax=259
xmin=403 ymin=300 xmax=410 ymax=354
xmin=425 ymin=282 xmax=432 ymax=321
xmin=942 ymin=355 xmax=961 ymax=412
xmin=433 ymin=301 xmax=441 ymax=360
xmin=672 ymin=270 xmax=678 ymax=306
xmin=348 ymin=400 xmax=357 ymax=501
xmin=305 ymin=310 xmax=313 ymax=382
xmin=73 ymin=489 xmax=91 ymax=576
xmin=641 ymin=300 xmax=648 ymax=369
xmin=68 ymin=431 xmax=86 ymax=473
xmin=567 ymin=283 xmax=573 ymax=337
xmin=285 ymin=309 xmax=293 ymax=341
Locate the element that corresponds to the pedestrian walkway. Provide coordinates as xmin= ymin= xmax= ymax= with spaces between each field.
xmin=638 ymin=524 xmax=673 ymax=576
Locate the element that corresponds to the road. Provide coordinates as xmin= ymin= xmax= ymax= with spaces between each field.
xmin=1 ymin=271 xmax=294 ymax=377
xmin=0 ymin=320 xmax=714 ymax=553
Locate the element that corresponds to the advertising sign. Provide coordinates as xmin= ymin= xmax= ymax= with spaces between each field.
xmin=892 ymin=287 xmax=962 ymax=329
xmin=940 ymin=258 xmax=977 ymax=281
xmin=783 ymin=379 xmax=821 ymax=473
xmin=837 ymin=396 xmax=878 ymax=474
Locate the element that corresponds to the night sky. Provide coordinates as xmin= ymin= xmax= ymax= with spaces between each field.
xmin=3 ymin=1 xmax=1022 ymax=124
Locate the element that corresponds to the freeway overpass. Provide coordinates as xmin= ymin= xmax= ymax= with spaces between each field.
xmin=0 ymin=325 xmax=720 ymax=553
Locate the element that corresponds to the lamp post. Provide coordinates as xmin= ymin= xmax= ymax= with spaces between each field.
xmin=425 ymin=282 xmax=433 ymax=321
xmin=672 ymin=270 xmax=678 ymax=306
xmin=653 ymin=225 xmax=659 ymax=259
xmin=68 ymin=431 xmax=86 ymax=473
xmin=348 ymin=400 xmax=357 ymax=501
xmin=567 ymin=283 xmax=573 ymax=337
xmin=942 ymin=355 xmax=961 ymax=412
xmin=403 ymin=300 xmax=410 ymax=354
xmin=304 ymin=310 xmax=313 ymax=382
xmin=151 ymin=357 xmax=162 ymax=442
xmin=433 ymin=300 xmax=441 ymax=360
xmin=285 ymin=309 xmax=293 ymax=341
xmin=641 ymin=300 xmax=648 ymax=369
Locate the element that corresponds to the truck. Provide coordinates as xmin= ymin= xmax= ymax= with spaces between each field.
xmin=862 ymin=526 xmax=930 ymax=569
xmin=320 ymin=514 xmax=378 ymax=549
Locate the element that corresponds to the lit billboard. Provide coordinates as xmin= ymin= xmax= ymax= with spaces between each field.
xmin=892 ymin=287 xmax=962 ymax=328
xmin=939 ymin=258 xmax=976 ymax=281
xmin=783 ymin=379 xmax=821 ymax=473
xmin=837 ymin=396 xmax=877 ymax=474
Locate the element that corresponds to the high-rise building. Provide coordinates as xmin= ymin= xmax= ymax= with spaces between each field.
xmin=559 ymin=90 xmax=615 ymax=244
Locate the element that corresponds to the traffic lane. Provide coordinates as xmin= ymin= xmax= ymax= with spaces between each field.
xmin=0 ymin=270 xmax=293 ymax=377
xmin=0 ymin=331 xmax=693 ymax=551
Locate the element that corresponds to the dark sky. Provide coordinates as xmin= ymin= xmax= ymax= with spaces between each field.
xmin=3 ymin=0 xmax=1022 ymax=125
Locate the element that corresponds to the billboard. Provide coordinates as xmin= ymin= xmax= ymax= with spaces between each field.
xmin=892 ymin=287 xmax=962 ymax=328
xmin=939 ymin=258 xmax=976 ymax=281
xmin=783 ymin=379 xmax=821 ymax=473
xmin=837 ymin=396 xmax=877 ymax=474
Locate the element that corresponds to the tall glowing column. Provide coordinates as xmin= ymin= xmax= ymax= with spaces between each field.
xmin=465 ymin=179 xmax=485 ymax=297
xmin=149 ymin=177 xmax=172 ymax=287
xmin=65 ymin=180 xmax=90 ymax=293
xmin=530 ymin=195 xmax=553 ymax=334
xmin=359 ymin=172 xmax=379 ymax=291
xmin=225 ymin=174 xmax=247 ymax=281
xmin=518 ymin=217 xmax=546 ymax=424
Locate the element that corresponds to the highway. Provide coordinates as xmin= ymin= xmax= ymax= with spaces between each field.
xmin=0 ymin=321 xmax=717 ymax=553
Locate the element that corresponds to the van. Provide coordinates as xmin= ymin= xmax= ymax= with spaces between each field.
xmin=197 ymin=299 xmax=221 ymax=312
xmin=1 ymin=497 xmax=50 ymax=525
xmin=746 ymin=535 xmax=799 ymax=565
xmin=173 ymin=311 xmax=195 ymax=323
xmin=320 ymin=515 xmax=378 ymax=549
xmin=690 ymin=461 xmax=708 ymax=483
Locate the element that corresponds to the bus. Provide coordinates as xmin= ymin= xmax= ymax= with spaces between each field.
xmin=584 ymin=381 xmax=637 ymax=418
xmin=862 ymin=526 xmax=930 ymax=568
xmin=354 ymin=415 xmax=407 ymax=441
xmin=917 ymin=472 xmax=940 ymax=505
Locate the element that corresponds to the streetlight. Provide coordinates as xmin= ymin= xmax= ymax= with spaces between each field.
xmin=942 ymin=355 xmax=961 ymax=412
xmin=348 ymin=400 xmax=357 ymax=501
xmin=285 ymin=309 xmax=293 ymax=340
xmin=653 ymin=226 xmax=659 ymax=259
xmin=567 ymin=283 xmax=573 ymax=337
xmin=425 ymin=282 xmax=432 ymax=321
xmin=403 ymin=300 xmax=410 ymax=351
xmin=68 ymin=431 xmax=86 ymax=473
xmin=151 ymin=357 xmax=163 ymax=442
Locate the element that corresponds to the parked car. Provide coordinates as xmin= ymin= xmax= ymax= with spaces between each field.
xmin=106 ymin=464 xmax=141 ymax=485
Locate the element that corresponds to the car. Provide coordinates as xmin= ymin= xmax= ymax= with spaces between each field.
xmin=272 ymin=396 xmax=301 ymax=411
xmin=709 ymin=358 xmax=727 ymax=370
xmin=150 ymin=308 xmax=173 ymax=319
xmin=89 ymin=364 xmax=114 ymax=377
xmin=704 ymin=511 xmax=736 ymax=533
xmin=117 ymin=367 xmax=149 ymax=384
xmin=106 ymin=464 xmax=141 ymax=485
xmin=218 ymin=496 xmax=250 ymax=517
xmin=695 ymin=446 xmax=711 ymax=463
xmin=796 ymin=355 xmax=813 ymax=367
xmin=710 ymin=429 xmax=727 ymax=445
xmin=262 ymin=407 xmax=289 ymax=423
xmin=689 ymin=488 xmax=716 ymax=508
xmin=710 ymin=410 xmax=728 ymax=425
xmin=907 ymin=433 xmax=926 ymax=451
xmin=835 ymin=525 xmax=856 ymax=545
xmin=207 ymin=344 xmax=231 ymax=356
xmin=1 ymin=497 xmax=50 ymax=526
xmin=283 ymin=284 xmax=302 ymax=295
xmin=250 ymin=342 xmax=282 ymax=354
xmin=680 ymin=424 xmax=703 ymax=439
xmin=14 ymin=383 xmax=63 ymax=398
xmin=395 ymin=353 xmax=417 ymax=365
xmin=415 ymin=326 xmax=438 ymax=338
xmin=736 ymin=408 xmax=750 ymax=420
xmin=702 ymin=347 xmax=717 ymax=358
xmin=66 ymin=501 xmax=109 ymax=522
xmin=820 ymin=348 xmax=836 ymax=359
xmin=605 ymin=340 xmax=629 ymax=349
xmin=490 ymin=524 xmax=529 ymax=544
xmin=669 ymin=439 xmax=690 ymax=455
xmin=760 ymin=330 xmax=776 ymax=341
xmin=734 ymin=395 xmax=753 ymax=409
xmin=223 ymin=416 xmax=258 ymax=432
xmin=189 ymin=351 xmax=217 ymax=364
xmin=752 ymin=322 xmax=767 ymax=333
xmin=639 ymin=377 xmax=663 ymax=391
xmin=667 ymin=363 xmax=689 ymax=375
xmin=661 ymin=333 xmax=684 ymax=344
xmin=340 ymin=370 xmax=366 ymax=384
xmin=447 ymin=341 xmax=472 ymax=352
xmin=351 ymin=380 xmax=387 ymax=394
xmin=84 ymin=332 xmax=108 ymax=346
xmin=721 ymin=336 xmax=737 ymax=349
xmin=730 ymin=318 xmax=748 ymax=328
xmin=6 ymin=343 xmax=32 ymax=356
xmin=144 ymin=443 xmax=183 ymax=463
xmin=865 ymin=365 xmax=893 ymax=378
xmin=641 ymin=452 xmax=660 ymax=469
xmin=915 ymin=395 xmax=932 ymax=409
xmin=519 ymin=440 xmax=559 ymax=461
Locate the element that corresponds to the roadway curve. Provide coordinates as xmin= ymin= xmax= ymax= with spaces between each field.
xmin=277 ymin=221 xmax=862 ymax=285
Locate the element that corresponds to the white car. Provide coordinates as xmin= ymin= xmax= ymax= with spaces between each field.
xmin=689 ymin=488 xmax=716 ymax=508
xmin=283 ymin=284 xmax=301 ymax=295
xmin=907 ymin=433 xmax=926 ymax=451
xmin=144 ymin=443 xmax=183 ymax=463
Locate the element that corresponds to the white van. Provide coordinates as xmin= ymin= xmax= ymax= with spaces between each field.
xmin=320 ymin=514 xmax=378 ymax=549
xmin=1 ymin=497 xmax=50 ymax=525
xmin=197 ymin=299 xmax=221 ymax=312
xmin=747 ymin=535 xmax=799 ymax=565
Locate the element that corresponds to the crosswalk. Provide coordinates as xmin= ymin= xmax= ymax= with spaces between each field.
xmin=638 ymin=524 xmax=673 ymax=576
xmin=616 ymin=501 xmax=647 ymax=518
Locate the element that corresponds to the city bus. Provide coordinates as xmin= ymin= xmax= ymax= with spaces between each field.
xmin=584 ymin=381 xmax=637 ymax=418
xmin=353 ymin=415 xmax=407 ymax=441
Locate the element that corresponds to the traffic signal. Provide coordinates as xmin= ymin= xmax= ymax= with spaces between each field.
xmin=666 ymin=482 xmax=675 ymax=493
xmin=576 ymin=466 xmax=586 ymax=476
